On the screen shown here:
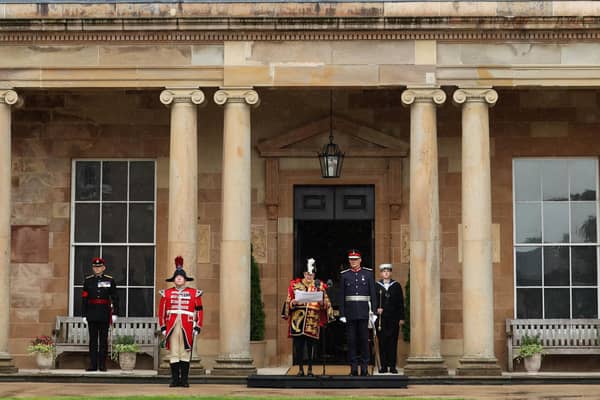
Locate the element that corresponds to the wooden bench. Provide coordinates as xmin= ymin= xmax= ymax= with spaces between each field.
xmin=54 ymin=316 xmax=160 ymax=370
xmin=506 ymin=319 xmax=600 ymax=371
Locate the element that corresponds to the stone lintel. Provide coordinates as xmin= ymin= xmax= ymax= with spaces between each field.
xmin=453 ymin=87 xmax=499 ymax=106
xmin=403 ymin=357 xmax=448 ymax=377
xmin=456 ymin=357 xmax=502 ymax=376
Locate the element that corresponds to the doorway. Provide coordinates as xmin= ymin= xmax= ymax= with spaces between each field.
xmin=293 ymin=185 xmax=375 ymax=364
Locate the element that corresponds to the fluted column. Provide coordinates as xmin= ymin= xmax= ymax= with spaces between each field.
xmin=212 ymin=88 xmax=259 ymax=376
xmin=0 ymin=90 xmax=20 ymax=373
xmin=401 ymin=87 xmax=448 ymax=376
xmin=160 ymin=88 xmax=205 ymax=373
xmin=453 ymin=88 xmax=502 ymax=376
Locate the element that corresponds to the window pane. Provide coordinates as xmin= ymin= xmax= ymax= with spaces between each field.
xmin=74 ymin=204 xmax=100 ymax=243
xmin=543 ymin=203 xmax=569 ymax=243
xmin=571 ymin=203 xmax=597 ymax=243
xmin=73 ymin=286 xmax=83 ymax=317
xmin=544 ymin=246 xmax=570 ymax=286
xmin=544 ymin=288 xmax=570 ymax=318
xmin=129 ymin=204 xmax=154 ymax=243
xmin=515 ymin=160 xmax=541 ymax=201
xmin=128 ymin=288 xmax=154 ymax=317
xmin=573 ymin=288 xmax=598 ymax=318
xmin=102 ymin=161 xmax=128 ymax=201
xmin=101 ymin=246 xmax=127 ymax=286
xmin=517 ymin=288 xmax=542 ymax=318
xmin=75 ymin=161 xmax=100 ymax=201
xmin=130 ymin=161 xmax=155 ymax=201
xmin=516 ymin=247 xmax=542 ymax=286
xmin=570 ymin=159 xmax=597 ymax=201
xmin=116 ymin=288 xmax=126 ymax=317
xmin=542 ymin=160 xmax=569 ymax=201
xmin=74 ymin=245 xmax=100 ymax=284
xmin=572 ymin=246 xmax=597 ymax=286
xmin=101 ymin=203 xmax=127 ymax=243
xmin=516 ymin=203 xmax=541 ymax=244
xmin=129 ymin=246 xmax=155 ymax=286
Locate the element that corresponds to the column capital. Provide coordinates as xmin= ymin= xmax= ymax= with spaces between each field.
xmin=0 ymin=89 xmax=22 ymax=107
xmin=214 ymin=87 xmax=260 ymax=107
xmin=453 ymin=87 xmax=498 ymax=107
xmin=401 ymin=87 xmax=446 ymax=106
xmin=160 ymin=88 xmax=205 ymax=106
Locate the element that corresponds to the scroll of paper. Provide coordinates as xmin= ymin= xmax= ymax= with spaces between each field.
xmin=294 ymin=290 xmax=324 ymax=303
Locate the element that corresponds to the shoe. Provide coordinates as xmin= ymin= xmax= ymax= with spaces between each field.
xmin=99 ymin=366 xmax=107 ymax=372
xmin=378 ymin=367 xmax=388 ymax=374
xmin=360 ymin=369 xmax=369 ymax=376
xmin=389 ymin=368 xmax=398 ymax=374
xmin=296 ymin=369 xmax=305 ymax=377
xmin=180 ymin=362 xmax=190 ymax=387
xmin=85 ymin=367 xmax=97 ymax=372
xmin=169 ymin=362 xmax=180 ymax=387
xmin=307 ymin=367 xmax=314 ymax=377
xmin=350 ymin=370 xmax=358 ymax=376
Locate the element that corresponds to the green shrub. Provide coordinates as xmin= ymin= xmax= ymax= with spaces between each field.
xmin=517 ymin=334 xmax=543 ymax=359
xmin=250 ymin=245 xmax=266 ymax=341
xmin=110 ymin=335 xmax=140 ymax=361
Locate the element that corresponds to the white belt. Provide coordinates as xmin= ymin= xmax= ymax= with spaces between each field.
xmin=167 ymin=310 xmax=194 ymax=317
xmin=345 ymin=295 xmax=370 ymax=301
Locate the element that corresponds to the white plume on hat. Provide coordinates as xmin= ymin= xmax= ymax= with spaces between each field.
xmin=306 ymin=258 xmax=316 ymax=274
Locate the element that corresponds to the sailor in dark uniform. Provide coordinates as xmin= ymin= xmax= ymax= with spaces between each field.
xmin=82 ymin=257 xmax=119 ymax=371
xmin=339 ymin=249 xmax=378 ymax=376
xmin=375 ymin=263 xmax=405 ymax=374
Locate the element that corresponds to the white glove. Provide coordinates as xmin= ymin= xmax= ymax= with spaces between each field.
xmin=82 ymin=317 xmax=87 ymax=325
xmin=339 ymin=317 xmax=347 ymax=323
xmin=111 ymin=315 xmax=117 ymax=324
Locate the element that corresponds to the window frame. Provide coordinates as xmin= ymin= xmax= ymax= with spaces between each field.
xmin=69 ymin=159 xmax=157 ymax=317
xmin=512 ymin=157 xmax=600 ymax=319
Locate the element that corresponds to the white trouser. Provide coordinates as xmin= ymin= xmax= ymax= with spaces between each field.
xmin=169 ymin=317 xmax=192 ymax=363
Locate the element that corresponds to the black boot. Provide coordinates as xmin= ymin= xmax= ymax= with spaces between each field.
xmin=296 ymin=365 xmax=305 ymax=377
xmin=180 ymin=361 xmax=190 ymax=387
xmin=169 ymin=362 xmax=180 ymax=387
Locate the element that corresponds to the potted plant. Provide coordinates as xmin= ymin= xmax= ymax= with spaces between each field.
xmin=27 ymin=335 xmax=55 ymax=370
xmin=110 ymin=335 xmax=140 ymax=372
xmin=517 ymin=334 xmax=543 ymax=374
xmin=250 ymin=245 xmax=267 ymax=368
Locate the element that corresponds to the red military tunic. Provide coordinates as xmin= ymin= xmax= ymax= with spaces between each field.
xmin=158 ymin=287 xmax=204 ymax=350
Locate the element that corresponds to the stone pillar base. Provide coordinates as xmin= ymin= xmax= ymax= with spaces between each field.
xmin=0 ymin=352 xmax=18 ymax=374
xmin=456 ymin=357 xmax=502 ymax=376
xmin=403 ymin=357 xmax=448 ymax=377
xmin=212 ymin=355 xmax=256 ymax=376
xmin=157 ymin=350 xmax=205 ymax=376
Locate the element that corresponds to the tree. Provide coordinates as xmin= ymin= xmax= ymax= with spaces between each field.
xmin=250 ymin=245 xmax=266 ymax=341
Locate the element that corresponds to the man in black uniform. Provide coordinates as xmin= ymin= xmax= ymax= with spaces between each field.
xmin=82 ymin=257 xmax=119 ymax=371
xmin=375 ymin=263 xmax=405 ymax=374
xmin=339 ymin=249 xmax=378 ymax=376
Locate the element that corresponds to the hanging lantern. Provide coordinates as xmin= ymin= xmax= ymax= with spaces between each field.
xmin=318 ymin=91 xmax=345 ymax=178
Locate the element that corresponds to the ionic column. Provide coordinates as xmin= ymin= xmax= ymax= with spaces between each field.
xmin=212 ymin=88 xmax=259 ymax=376
xmin=160 ymin=88 xmax=205 ymax=373
xmin=401 ymin=87 xmax=448 ymax=376
xmin=0 ymin=90 xmax=20 ymax=373
xmin=453 ymin=88 xmax=502 ymax=376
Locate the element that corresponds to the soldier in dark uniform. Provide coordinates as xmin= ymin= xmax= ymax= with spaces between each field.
xmin=82 ymin=257 xmax=119 ymax=371
xmin=375 ymin=263 xmax=405 ymax=374
xmin=339 ymin=249 xmax=378 ymax=376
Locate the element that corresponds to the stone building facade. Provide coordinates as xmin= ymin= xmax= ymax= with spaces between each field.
xmin=1 ymin=0 xmax=600 ymax=375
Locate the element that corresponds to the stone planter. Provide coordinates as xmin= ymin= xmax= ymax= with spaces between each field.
xmin=35 ymin=352 xmax=54 ymax=370
xmin=524 ymin=353 xmax=542 ymax=374
xmin=250 ymin=340 xmax=266 ymax=368
xmin=118 ymin=352 xmax=137 ymax=371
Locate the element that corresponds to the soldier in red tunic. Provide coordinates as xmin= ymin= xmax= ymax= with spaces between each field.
xmin=158 ymin=256 xmax=203 ymax=387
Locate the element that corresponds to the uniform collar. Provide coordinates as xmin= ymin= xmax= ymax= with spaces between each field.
xmin=351 ymin=267 xmax=362 ymax=273
xmin=94 ymin=273 xmax=104 ymax=278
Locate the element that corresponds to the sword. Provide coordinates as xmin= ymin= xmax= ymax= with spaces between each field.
xmin=368 ymin=300 xmax=381 ymax=374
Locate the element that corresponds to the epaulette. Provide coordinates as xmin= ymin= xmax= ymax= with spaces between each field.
xmin=195 ymin=289 xmax=203 ymax=297
xmin=85 ymin=274 xmax=94 ymax=279
xmin=104 ymin=275 xmax=113 ymax=278
xmin=159 ymin=289 xmax=165 ymax=297
xmin=340 ymin=269 xmax=350 ymax=274
xmin=363 ymin=267 xmax=372 ymax=271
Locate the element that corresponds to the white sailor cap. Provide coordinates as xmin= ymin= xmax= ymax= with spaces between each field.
xmin=379 ymin=263 xmax=393 ymax=271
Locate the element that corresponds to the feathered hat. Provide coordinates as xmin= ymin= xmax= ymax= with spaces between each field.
xmin=165 ymin=256 xmax=194 ymax=282
xmin=303 ymin=258 xmax=317 ymax=274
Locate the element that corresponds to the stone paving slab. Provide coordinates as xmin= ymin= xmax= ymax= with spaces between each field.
xmin=1 ymin=382 xmax=600 ymax=399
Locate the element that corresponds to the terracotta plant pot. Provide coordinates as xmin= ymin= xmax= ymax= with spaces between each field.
xmin=35 ymin=352 xmax=54 ymax=370
xmin=118 ymin=352 xmax=137 ymax=371
xmin=524 ymin=353 xmax=542 ymax=374
xmin=250 ymin=340 xmax=266 ymax=368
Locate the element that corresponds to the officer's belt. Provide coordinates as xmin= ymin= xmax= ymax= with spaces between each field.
xmin=89 ymin=299 xmax=110 ymax=305
xmin=167 ymin=309 xmax=194 ymax=317
xmin=345 ymin=295 xmax=370 ymax=302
